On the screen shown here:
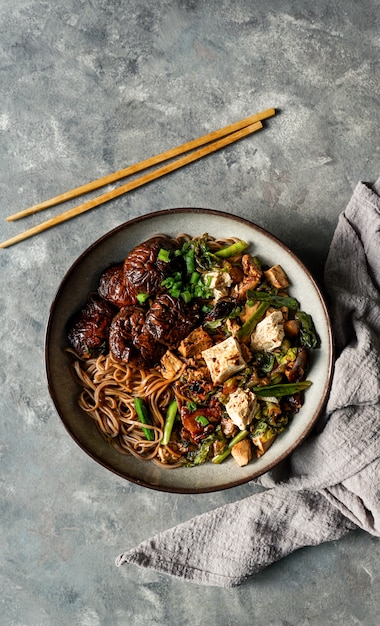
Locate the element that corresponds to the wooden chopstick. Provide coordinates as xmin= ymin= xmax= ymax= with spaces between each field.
xmin=7 ymin=107 xmax=275 ymax=222
xmin=0 ymin=120 xmax=265 ymax=249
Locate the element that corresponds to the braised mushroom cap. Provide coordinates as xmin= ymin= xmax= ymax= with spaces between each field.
xmin=98 ymin=263 xmax=135 ymax=308
xmin=203 ymin=297 xmax=237 ymax=322
xmin=123 ymin=236 xmax=182 ymax=301
xmin=108 ymin=305 xmax=146 ymax=362
xmin=144 ymin=293 xmax=199 ymax=346
xmin=67 ymin=296 xmax=116 ymax=359
xmin=134 ymin=325 xmax=167 ymax=367
xmin=285 ymin=347 xmax=308 ymax=382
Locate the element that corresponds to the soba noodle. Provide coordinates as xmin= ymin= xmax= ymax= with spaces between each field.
xmin=71 ymin=352 xmax=185 ymax=467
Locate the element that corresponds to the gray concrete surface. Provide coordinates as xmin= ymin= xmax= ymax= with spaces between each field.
xmin=0 ymin=1 xmax=379 ymax=624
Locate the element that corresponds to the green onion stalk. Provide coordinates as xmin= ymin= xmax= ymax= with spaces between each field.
xmin=161 ymin=399 xmax=178 ymax=446
xmin=133 ymin=397 xmax=155 ymax=441
xmin=251 ymin=381 xmax=312 ymax=397
xmin=236 ymin=301 xmax=269 ymax=340
xmin=215 ymin=240 xmax=248 ymax=258
xmin=212 ymin=429 xmax=249 ymax=464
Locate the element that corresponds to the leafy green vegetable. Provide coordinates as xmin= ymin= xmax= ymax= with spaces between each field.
xmin=203 ymin=304 xmax=243 ymax=333
xmin=255 ymin=352 xmax=276 ymax=374
xmin=186 ymin=432 xmax=223 ymax=466
xmin=276 ymin=347 xmax=298 ymax=366
xmin=181 ymin=234 xmax=216 ymax=271
xmin=250 ymin=420 xmax=272 ymax=438
xmin=247 ymin=290 xmax=299 ymax=310
xmin=295 ymin=311 xmax=320 ymax=349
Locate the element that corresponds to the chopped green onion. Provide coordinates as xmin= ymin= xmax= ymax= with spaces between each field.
xmin=158 ymin=248 xmax=170 ymax=262
xmin=184 ymin=249 xmax=195 ymax=274
xmin=215 ymin=240 xmax=248 ymax=258
xmin=187 ymin=400 xmax=198 ymax=411
xmin=212 ymin=430 xmax=249 ymax=464
xmin=133 ymin=397 xmax=154 ymax=441
xmin=136 ymin=292 xmax=149 ymax=304
xmin=161 ymin=399 xmax=178 ymax=446
xmin=190 ymin=271 xmax=200 ymax=284
xmin=194 ymin=284 xmax=212 ymax=299
xmin=195 ymin=415 xmax=209 ymax=427
xmin=181 ymin=290 xmax=192 ymax=303
xmin=161 ymin=276 xmax=174 ymax=288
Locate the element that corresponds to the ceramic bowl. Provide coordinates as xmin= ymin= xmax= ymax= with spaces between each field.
xmin=46 ymin=208 xmax=333 ymax=493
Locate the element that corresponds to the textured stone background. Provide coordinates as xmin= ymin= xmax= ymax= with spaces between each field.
xmin=0 ymin=1 xmax=379 ymax=625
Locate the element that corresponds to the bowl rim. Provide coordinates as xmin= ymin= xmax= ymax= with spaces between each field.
xmin=45 ymin=207 xmax=334 ymax=493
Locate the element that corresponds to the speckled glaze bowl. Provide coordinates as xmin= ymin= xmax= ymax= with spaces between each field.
xmin=46 ymin=208 xmax=333 ymax=493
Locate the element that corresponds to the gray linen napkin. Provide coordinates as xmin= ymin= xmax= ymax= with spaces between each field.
xmin=116 ymin=178 xmax=380 ymax=587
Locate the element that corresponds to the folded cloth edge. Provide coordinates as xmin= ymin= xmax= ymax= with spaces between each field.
xmin=115 ymin=487 xmax=356 ymax=587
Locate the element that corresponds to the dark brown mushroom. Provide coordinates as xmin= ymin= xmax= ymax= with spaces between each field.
xmin=180 ymin=403 xmax=222 ymax=444
xmin=203 ymin=297 xmax=237 ymax=323
xmin=67 ymin=296 xmax=116 ymax=359
xmin=133 ymin=325 xmax=167 ymax=367
xmin=285 ymin=347 xmax=308 ymax=382
xmin=98 ymin=263 xmax=134 ymax=308
xmin=108 ymin=305 xmax=146 ymax=363
xmin=144 ymin=293 xmax=199 ymax=346
xmin=123 ymin=236 xmax=182 ymax=302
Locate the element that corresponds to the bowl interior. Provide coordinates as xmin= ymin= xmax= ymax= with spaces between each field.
xmin=46 ymin=208 xmax=333 ymax=493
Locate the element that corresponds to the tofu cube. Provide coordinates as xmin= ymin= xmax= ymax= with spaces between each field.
xmin=225 ymin=388 xmax=258 ymax=430
xmin=178 ymin=327 xmax=213 ymax=358
xmin=264 ymin=264 xmax=290 ymax=289
xmin=203 ymin=271 xmax=232 ymax=301
xmin=160 ymin=350 xmax=184 ymax=379
xmin=250 ymin=310 xmax=284 ymax=352
xmin=201 ymin=336 xmax=247 ymax=384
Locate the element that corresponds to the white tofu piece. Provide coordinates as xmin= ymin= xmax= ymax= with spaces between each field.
xmin=203 ymin=271 xmax=232 ymax=301
xmin=264 ymin=264 xmax=290 ymax=289
xmin=250 ymin=310 xmax=285 ymax=352
xmin=225 ymin=388 xmax=258 ymax=431
xmin=201 ymin=336 xmax=247 ymax=384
